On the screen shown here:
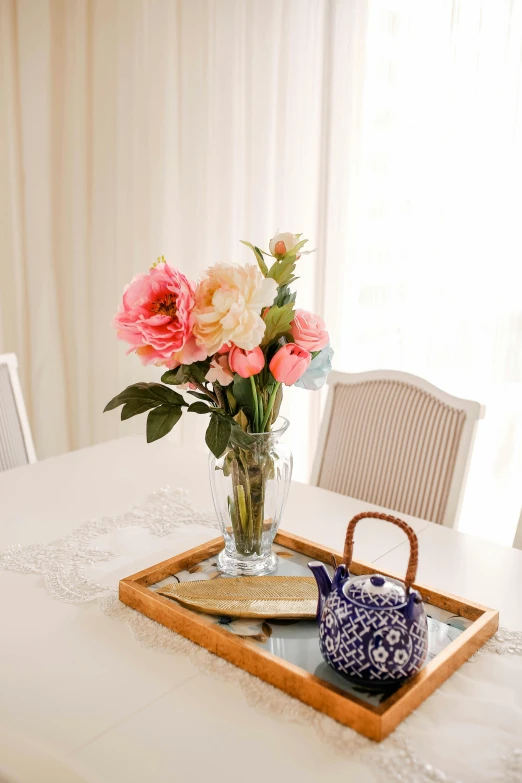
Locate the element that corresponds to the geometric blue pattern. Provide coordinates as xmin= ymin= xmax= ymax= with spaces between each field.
xmin=319 ymin=582 xmax=428 ymax=683
xmin=345 ymin=575 xmax=406 ymax=608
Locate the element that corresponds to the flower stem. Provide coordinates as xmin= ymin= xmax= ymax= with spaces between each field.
xmin=261 ymin=382 xmax=281 ymax=431
xmin=214 ymin=384 xmax=226 ymax=411
xmin=250 ymin=376 xmax=259 ymax=432
xmin=192 ymin=380 xmax=218 ymax=405
xmin=258 ymin=394 xmax=264 ymax=431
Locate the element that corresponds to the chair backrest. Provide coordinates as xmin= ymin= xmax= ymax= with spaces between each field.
xmin=0 ymin=353 xmax=36 ymax=471
xmin=311 ymin=370 xmax=485 ymax=528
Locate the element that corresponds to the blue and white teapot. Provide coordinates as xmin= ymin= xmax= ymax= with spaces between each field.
xmin=309 ymin=512 xmax=428 ymax=685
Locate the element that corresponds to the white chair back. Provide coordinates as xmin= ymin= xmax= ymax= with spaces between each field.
xmin=0 ymin=353 xmax=36 ymax=471
xmin=312 ymin=370 xmax=485 ymax=528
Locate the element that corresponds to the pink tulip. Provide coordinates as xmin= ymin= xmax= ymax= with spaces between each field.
xmin=269 ymin=344 xmax=311 ymax=386
xmin=229 ymin=346 xmax=265 ymax=378
xmin=290 ymin=309 xmax=329 ymax=352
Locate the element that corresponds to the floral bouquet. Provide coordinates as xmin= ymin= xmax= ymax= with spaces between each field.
xmin=105 ymin=232 xmax=333 ymax=574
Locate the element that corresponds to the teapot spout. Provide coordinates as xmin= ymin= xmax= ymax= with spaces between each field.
xmin=308 ymin=561 xmax=332 ymax=622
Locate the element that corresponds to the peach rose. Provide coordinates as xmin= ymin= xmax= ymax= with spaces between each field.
xmin=290 ymin=309 xmax=329 ymax=352
xmin=269 ymin=344 xmax=311 ymax=386
xmin=193 ymin=263 xmax=277 ymax=354
xmin=229 ymin=346 xmax=265 ymax=379
xmin=113 ymin=262 xmax=206 ymax=368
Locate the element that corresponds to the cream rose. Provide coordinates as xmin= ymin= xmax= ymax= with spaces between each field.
xmin=193 ymin=263 xmax=277 ymax=354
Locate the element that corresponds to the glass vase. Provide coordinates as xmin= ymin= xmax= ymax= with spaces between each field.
xmin=208 ymin=417 xmax=293 ymax=576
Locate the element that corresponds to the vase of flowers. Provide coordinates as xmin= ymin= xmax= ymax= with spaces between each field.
xmin=209 ymin=416 xmax=292 ymax=575
xmin=105 ymin=231 xmax=333 ymax=575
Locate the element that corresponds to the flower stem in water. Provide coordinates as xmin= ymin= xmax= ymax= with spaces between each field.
xmin=261 ymin=382 xmax=281 ymax=431
xmin=250 ymin=376 xmax=259 ymax=431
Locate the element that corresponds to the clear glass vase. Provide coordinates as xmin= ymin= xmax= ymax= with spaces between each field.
xmin=208 ymin=417 xmax=293 ymax=576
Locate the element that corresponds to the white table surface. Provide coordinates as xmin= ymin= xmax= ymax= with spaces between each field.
xmin=0 ymin=436 xmax=521 ymax=783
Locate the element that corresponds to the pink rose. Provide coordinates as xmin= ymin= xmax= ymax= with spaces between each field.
xmin=229 ymin=346 xmax=265 ymax=378
xmin=205 ymin=355 xmax=234 ymax=386
xmin=269 ymin=344 xmax=311 ymax=386
xmin=113 ymin=262 xmax=206 ymax=368
xmin=290 ymin=309 xmax=329 ymax=352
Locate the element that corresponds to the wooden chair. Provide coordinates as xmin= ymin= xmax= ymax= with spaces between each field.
xmin=0 ymin=353 xmax=36 ymax=471
xmin=311 ymin=370 xmax=485 ymax=528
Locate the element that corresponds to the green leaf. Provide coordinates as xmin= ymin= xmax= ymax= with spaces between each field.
xmin=161 ymin=366 xmax=188 ymax=385
xmin=104 ymin=382 xmax=185 ymax=412
xmin=121 ymin=400 xmax=158 ymax=420
xmin=280 ymin=238 xmax=308 ymax=259
xmin=187 ymin=390 xmax=213 ymax=402
xmin=274 ymin=285 xmax=297 ymax=308
xmin=205 ymin=414 xmax=232 ymax=458
xmin=223 ymin=455 xmax=234 ymax=478
xmin=146 ymin=405 xmax=183 ymax=443
xmin=161 ymin=361 xmax=209 ymax=387
xmin=226 ymin=387 xmax=238 ymax=415
xmin=144 ymin=383 xmax=186 ymax=406
xmin=104 ymin=391 xmax=129 ymax=412
xmin=233 ymin=408 xmax=249 ymax=431
xmin=240 ymin=240 xmax=269 ymax=276
xmin=261 ymin=303 xmax=295 ymax=346
xmin=266 ymin=256 xmax=296 ymax=287
xmin=266 ymin=239 xmax=308 ymax=286
xmin=188 ymin=401 xmax=212 ymax=414
xmin=232 ymin=375 xmax=254 ymax=417
xmin=236 ymin=484 xmax=248 ymax=531
xmin=189 ymin=361 xmax=210 ymax=384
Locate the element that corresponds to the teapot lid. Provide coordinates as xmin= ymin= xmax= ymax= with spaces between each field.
xmin=343 ymin=573 xmax=407 ymax=608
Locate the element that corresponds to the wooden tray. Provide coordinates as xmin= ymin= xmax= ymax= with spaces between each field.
xmin=119 ymin=531 xmax=499 ymax=742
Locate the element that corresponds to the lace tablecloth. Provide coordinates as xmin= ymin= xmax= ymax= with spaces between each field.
xmin=1 ymin=487 xmax=521 ymax=783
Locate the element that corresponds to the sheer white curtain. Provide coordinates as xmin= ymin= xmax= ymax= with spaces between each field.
xmin=0 ymin=0 xmax=330 ymax=469
xmin=1 ymin=0 xmax=520 ymax=543
xmin=326 ymin=0 xmax=522 ymax=544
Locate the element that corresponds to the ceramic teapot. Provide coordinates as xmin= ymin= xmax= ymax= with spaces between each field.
xmin=309 ymin=512 xmax=428 ymax=685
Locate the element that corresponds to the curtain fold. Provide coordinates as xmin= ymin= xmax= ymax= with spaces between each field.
xmin=1 ymin=0 xmax=521 ymax=543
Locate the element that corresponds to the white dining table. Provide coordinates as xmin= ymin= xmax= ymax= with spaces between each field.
xmin=0 ymin=435 xmax=521 ymax=783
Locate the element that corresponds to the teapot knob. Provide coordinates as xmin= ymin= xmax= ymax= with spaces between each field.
xmin=370 ymin=575 xmax=385 ymax=587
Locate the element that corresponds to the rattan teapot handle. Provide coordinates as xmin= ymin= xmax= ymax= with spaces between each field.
xmin=343 ymin=512 xmax=419 ymax=591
